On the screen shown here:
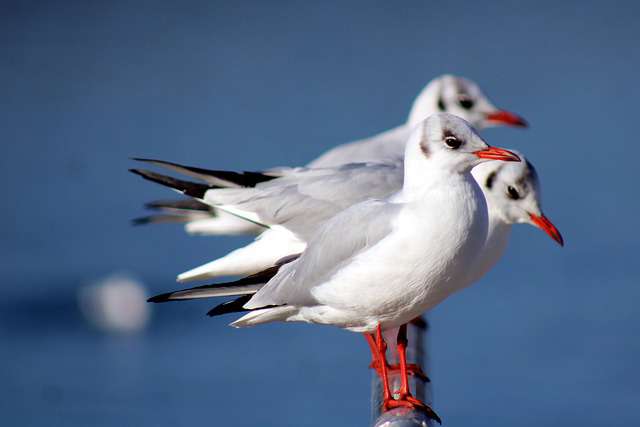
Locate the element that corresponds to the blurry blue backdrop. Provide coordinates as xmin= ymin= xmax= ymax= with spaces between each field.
xmin=2 ymin=1 xmax=638 ymax=426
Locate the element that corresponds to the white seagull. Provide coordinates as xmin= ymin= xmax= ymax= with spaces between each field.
xmin=134 ymin=74 xmax=526 ymax=236
xmin=130 ymin=151 xmax=561 ymax=283
xmin=465 ymin=154 xmax=563 ymax=285
xmin=132 ymin=149 xmax=563 ymax=303
xmin=145 ymin=114 xmax=521 ymax=419
xmin=308 ymin=74 xmax=526 ymax=168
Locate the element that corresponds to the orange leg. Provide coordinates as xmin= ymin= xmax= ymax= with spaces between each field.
xmin=397 ymin=323 xmax=411 ymax=396
xmin=376 ymin=324 xmax=393 ymax=402
xmin=381 ymin=324 xmax=442 ymax=424
xmin=364 ymin=325 xmax=394 ymax=401
xmin=366 ymin=330 xmax=430 ymax=382
xmin=369 ymin=360 xmax=430 ymax=382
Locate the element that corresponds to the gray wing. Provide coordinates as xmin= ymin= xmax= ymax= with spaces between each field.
xmin=306 ymin=124 xmax=411 ymax=168
xmin=203 ymin=161 xmax=404 ymax=240
xmin=244 ymin=199 xmax=401 ymax=309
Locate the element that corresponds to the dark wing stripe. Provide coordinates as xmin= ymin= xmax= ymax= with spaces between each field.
xmin=131 ymin=214 xmax=192 ymax=226
xmin=145 ymin=198 xmax=212 ymax=212
xmin=207 ymin=295 xmax=253 ymax=316
xmin=147 ymin=263 xmax=286 ymax=304
xmin=132 ymin=158 xmax=279 ymax=188
xmin=207 ymin=254 xmax=299 ymax=315
xmin=147 ymin=253 xmax=301 ymax=305
xmin=147 ymin=284 xmax=261 ymax=303
xmin=207 ymin=296 xmax=284 ymax=317
xmin=129 ymin=168 xmax=211 ymax=199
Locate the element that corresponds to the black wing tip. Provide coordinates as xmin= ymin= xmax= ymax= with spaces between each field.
xmin=147 ymin=292 xmax=174 ymax=303
xmin=206 ymin=308 xmax=223 ymax=317
xmin=144 ymin=200 xmax=169 ymax=210
xmin=207 ymin=295 xmax=253 ymax=317
xmin=130 ymin=213 xmax=191 ymax=226
xmin=129 ymin=168 xmax=209 ymax=199
xmin=145 ymin=198 xmax=210 ymax=212
xmin=131 ymin=157 xmax=173 ymax=165
xmin=206 ymin=305 xmax=229 ymax=317
xmin=131 ymin=157 xmax=278 ymax=188
xmin=131 ymin=216 xmax=152 ymax=226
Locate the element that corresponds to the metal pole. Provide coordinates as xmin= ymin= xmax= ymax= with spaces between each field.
xmin=371 ymin=317 xmax=435 ymax=427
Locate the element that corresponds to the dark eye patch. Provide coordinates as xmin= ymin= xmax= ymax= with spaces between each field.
xmin=443 ymin=130 xmax=462 ymax=149
xmin=437 ymin=97 xmax=446 ymax=111
xmin=507 ymin=185 xmax=520 ymax=200
xmin=458 ymin=95 xmax=474 ymax=110
xmin=445 ymin=136 xmax=461 ymax=149
xmin=485 ymin=171 xmax=496 ymax=189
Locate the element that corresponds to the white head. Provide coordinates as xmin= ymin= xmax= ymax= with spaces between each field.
xmin=472 ymin=154 xmax=564 ymax=246
xmin=404 ymin=113 xmax=521 ymax=187
xmin=407 ymin=74 xmax=528 ymax=130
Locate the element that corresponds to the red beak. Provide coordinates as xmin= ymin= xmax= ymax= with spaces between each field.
xmin=486 ymin=110 xmax=528 ymax=128
xmin=474 ymin=147 xmax=521 ymax=162
xmin=529 ymin=213 xmax=564 ymax=246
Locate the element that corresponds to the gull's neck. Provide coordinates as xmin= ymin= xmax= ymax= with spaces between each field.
xmin=397 ymin=164 xmax=476 ymax=203
xmin=406 ymin=81 xmax=439 ymax=127
xmin=467 ymin=201 xmax=513 ymax=284
xmin=485 ymin=204 xmax=512 ymax=257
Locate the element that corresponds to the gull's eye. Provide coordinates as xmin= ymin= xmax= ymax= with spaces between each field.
xmin=506 ymin=185 xmax=520 ymax=200
xmin=444 ymin=135 xmax=462 ymax=149
xmin=458 ymin=96 xmax=475 ymax=110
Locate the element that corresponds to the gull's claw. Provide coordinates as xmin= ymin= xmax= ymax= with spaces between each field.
xmin=382 ymin=396 xmax=442 ymax=424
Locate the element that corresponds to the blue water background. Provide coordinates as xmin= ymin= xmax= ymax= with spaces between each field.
xmin=1 ymin=1 xmax=639 ymax=426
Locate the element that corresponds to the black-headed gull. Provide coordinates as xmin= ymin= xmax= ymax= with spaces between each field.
xmin=309 ymin=74 xmax=526 ymax=168
xmin=135 ymin=74 xmax=526 ymax=235
xmin=468 ymin=154 xmax=563 ymax=285
xmin=144 ymin=113 xmax=521 ymax=418
xmin=131 ymin=150 xmax=562 ymax=283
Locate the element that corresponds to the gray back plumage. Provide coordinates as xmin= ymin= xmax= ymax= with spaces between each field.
xmin=244 ymin=199 xmax=401 ymax=309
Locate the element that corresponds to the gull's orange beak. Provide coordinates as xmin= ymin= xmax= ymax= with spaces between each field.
xmin=474 ymin=147 xmax=521 ymax=162
xmin=529 ymin=213 xmax=564 ymax=246
xmin=486 ymin=110 xmax=528 ymax=128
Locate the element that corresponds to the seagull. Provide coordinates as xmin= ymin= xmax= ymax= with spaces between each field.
xmin=131 ymin=144 xmax=564 ymax=403
xmin=130 ymin=149 xmax=562 ymax=283
xmin=134 ymin=74 xmax=526 ymax=236
xmin=467 ymin=154 xmax=563 ymax=285
xmin=308 ymin=74 xmax=526 ymax=168
xmin=131 ymin=151 xmax=563 ymax=296
xmin=143 ymin=113 xmax=521 ymax=419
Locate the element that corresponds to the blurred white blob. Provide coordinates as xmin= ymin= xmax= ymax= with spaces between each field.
xmin=78 ymin=274 xmax=150 ymax=333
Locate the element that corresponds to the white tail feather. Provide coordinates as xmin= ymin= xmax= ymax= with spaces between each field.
xmin=177 ymin=229 xmax=306 ymax=282
xmin=185 ymin=210 xmax=261 ymax=236
xmin=230 ymin=306 xmax=297 ymax=328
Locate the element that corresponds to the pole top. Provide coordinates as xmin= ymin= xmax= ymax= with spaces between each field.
xmin=372 ymin=408 xmax=435 ymax=427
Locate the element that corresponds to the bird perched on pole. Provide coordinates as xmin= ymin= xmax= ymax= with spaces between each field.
xmin=142 ymin=114 xmax=521 ymax=421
